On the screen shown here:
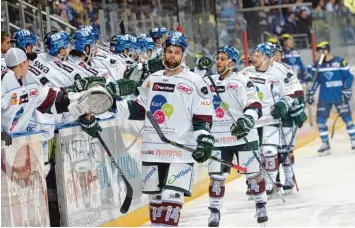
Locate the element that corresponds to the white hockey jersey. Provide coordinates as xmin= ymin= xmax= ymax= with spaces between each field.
xmin=91 ymin=52 xmax=125 ymax=80
xmin=1 ymin=69 xmax=60 ymax=133
xmin=271 ymin=62 xmax=304 ymax=97
xmin=116 ymin=69 xmax=213 ymax=163
xmin=240 ymin=65 xmax=295 ymax=128
xmin=206 ymin=73 xmax=261 ymax=147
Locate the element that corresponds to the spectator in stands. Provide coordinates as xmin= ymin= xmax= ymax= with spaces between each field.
xmin=283 ymin=11 xmax=298 ymax=34
xmin=293 ymin=0 xmax=312 ymax=16
xmin=1 ymin=31 xmax=11 ymax=55
xmin=325 ymin=0 xmax=338 ymax=13
xmin=297 ymin=9 xmax=311 ymax=34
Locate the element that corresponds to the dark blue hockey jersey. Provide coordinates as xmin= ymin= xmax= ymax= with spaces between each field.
xmin=310 ymin=56 xmax=353 ymax=104
xmin=283 ymin=49 xmax=306 ymax=82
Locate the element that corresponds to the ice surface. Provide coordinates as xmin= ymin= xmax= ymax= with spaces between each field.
xmin=177 ymin=128 xmax=355 ymax=227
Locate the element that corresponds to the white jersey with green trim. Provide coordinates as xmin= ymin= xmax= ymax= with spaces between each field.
xmin=240 ymin=65 xmax=294 ymax=128
xmin=206 ymin=72 xmax=261 ymax=147
xmin=116 ymin=69 xmax=214 ymax=163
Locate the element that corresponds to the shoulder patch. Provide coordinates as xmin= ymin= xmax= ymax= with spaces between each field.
xmin=342 ymin=59 xmax=347 ymax=67
xmin=247 ymin=81 xmax=254 ymax=88
xmin=201 ymin=86 xmax=208 ymax=94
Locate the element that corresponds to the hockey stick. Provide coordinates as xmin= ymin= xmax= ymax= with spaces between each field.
xmin=270 ymin=84 xmax=299 ymax=192
xmin=96 ymin=133 xmax=133 ymax=213
xmin=87 ymin=114 xmax=133 ymax=213
xmin=145 ymin=111 xmax=247 ymax=172
xmin=331 ymin=114 xmax=340 ymax=139
xmin=307 ymin=53 xmax=325 ymax=127
xmin=206 ymin=74 xmax=286 ymax=203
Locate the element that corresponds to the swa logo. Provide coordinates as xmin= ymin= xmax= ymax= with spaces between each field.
xmin=150 ymin=95 xmax=174 ymax=124
xmin=213 ymin=95 xmax=229 ymax=118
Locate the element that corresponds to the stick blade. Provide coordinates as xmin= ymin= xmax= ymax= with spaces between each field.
xmin=120 ymin=183 xmax=133 ymax=214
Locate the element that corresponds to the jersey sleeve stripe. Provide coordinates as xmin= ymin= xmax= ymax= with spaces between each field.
xmin=37 ymin=88 xmax=57 ymax=113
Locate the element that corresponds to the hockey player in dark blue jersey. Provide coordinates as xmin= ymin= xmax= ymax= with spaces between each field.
xmin=307 ymin=41 xmax=355 ymax=155
xmin=281 ymin=34 xmax=308 ymax=83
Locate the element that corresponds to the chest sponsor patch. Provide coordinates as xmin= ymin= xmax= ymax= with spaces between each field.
xmin=210 ymin=85 xmax=225 ymax=93
xmin=250 ymin=77 xmax=266 ymax=84
xmin=19 ymin=93 xmax=29 ymax=104
xmin=227 ymin=83 xmax=238 ymax=89
xmin=152 ymin=82 xmax=175 ymax=92
xmin=11 ymin=92 xmax=17 ymax=105
xmin=29 ymin=88 xmax=38 ymax=97
xmin=177 ymin=83 xmax=193 ymax=94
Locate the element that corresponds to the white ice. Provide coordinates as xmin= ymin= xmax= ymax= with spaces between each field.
xmin=178 ymin=128 xmax=355 ymax=227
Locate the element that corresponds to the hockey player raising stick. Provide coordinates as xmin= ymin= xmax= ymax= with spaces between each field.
xmin=115 ymin=31 xmax=215 ymax=226
xmin=307 ymin=41 xmax=355 ymax=155
xmin=241 ymin=43 xmax=297 ymax=197
xmin=204 ymin=46 xmax=267 ymax=226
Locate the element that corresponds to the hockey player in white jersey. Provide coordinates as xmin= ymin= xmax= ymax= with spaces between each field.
xmin=115 ymin=31 xmax=215 ymax=226
xmin=205 ymin=46 xmax=267 ymax=226
xmin=241 ymin=43 xmax=296 ymax=197
xmin=270 ymin=44 xmax=307 ymax=192
xmin=2 ymin=47 xmax=111 ymax=137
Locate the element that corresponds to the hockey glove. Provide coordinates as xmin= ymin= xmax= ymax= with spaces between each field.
xmin=117 ymin=78 xmax=137 ymax=96
xmin=230 ymin=114 xmax=255 ymax=139
xmin=1 ymin=131 xmax=12 ymax=146
xmin=147 ymin=57 xmax=164 ymax=73
xmin=271 ymin=99 xmax=289 ymax=119
xmin=105 ymin=82 xmax=122 ymax=100
xmin=306 ymin=90 xmax=315 ymax=105
xmin=342 ymin=88 xmax=352 ymax=103
xmin=71 ymin=76 xmax=106 ymax=92
xmin=123 ymin=64 xmax=137 ymax=79
xmin=79 ymin=114 xmax=102 ymax=138
xmin=290 ymin=102 xmax=308 ymax=128
xmin=197 ymin=56 xmax=213 ymax=71
xmin=193 ymin=134 xmax=215 ymax=163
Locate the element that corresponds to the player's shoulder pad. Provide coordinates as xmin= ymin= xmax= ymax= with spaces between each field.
xmin=240 ymin=66 xmax=255 ymax=73
xmin=179 ymin=70 xmax=211 ymax=98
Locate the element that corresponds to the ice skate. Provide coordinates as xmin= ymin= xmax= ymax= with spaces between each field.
xmin=208 ymin=207 xmax=220 ymax=227
xmin=318 ymin=141 xmax=331 ymax=156
xmin=255 ymin=202 xmax=268 ymax=226
xmin=282 ymin=177 xmax=294 ymax=195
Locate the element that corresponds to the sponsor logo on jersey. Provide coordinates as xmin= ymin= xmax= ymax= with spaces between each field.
xmin=241 ymin=155 xmax=255 ymax=168
xmin=152 ymin=82 xmax=175 ymax=92
xmin=169 ymin=193 xmax=181 ymax=200
xmin=141 ymin=150 xmax=155 ymax=155
xmin=150 ymin=95 xmax=174 ymax=124
xmin=332 ymin=62 xmax=340 ymax=68
xmin=33 ymin=60 xmax=49 ymax=73
xmin=200 ymin=100 xmax=211 ymax=106
xmin=28 ymin=65 xmax=41 ymax=76
xmin=325 ymin=80 xmax=342 ymax=88
xmin=11 ymin=93 xmax=17 ymax=105
xmin=210 ymin=85 xmax=225 ymax=93
xmin=10 ymin=107 xmax=24 ymax=131
xmin=267 ymin=79 xmax=278 ymax=85
xmin=167 ymin=166 xmax=192 ymax=184
xmin=227 ymin=83 xmax=238 ymax=89
xmin=155 ymin=149 xmax=182 ymax=158
xmin=177 ymin=83 xmax=193 ymax=94
xmin=19 ymin=94 xmax=29 ymax=104
xmin=212 ymin=95 xmax=229 ymax=118
xmin=29 ymin=89 xmax=38 ymax=97
xmin=250 ymin=77 xmax=266 ymax=84
xmin=143 ymin=167 xmax=157 ymax=184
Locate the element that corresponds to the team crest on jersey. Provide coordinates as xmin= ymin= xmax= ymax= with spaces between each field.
xmin=324 ymin=72 xmax=333 ymax=81
xmin=289 ymin=57 xmax=296 ymax=64
xmin=332 ymin=62 xmax=340 ymax=68
xmin=11 ymin=93 xmax=17 ymax=105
